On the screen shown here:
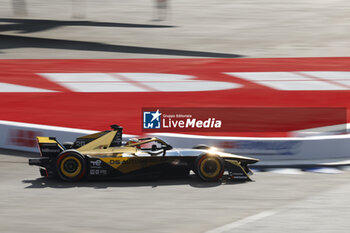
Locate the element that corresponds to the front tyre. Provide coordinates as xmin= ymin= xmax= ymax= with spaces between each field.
xmin=56 ymin=151 xmax=86 ymax=181
xmin=195 ymin=154 xmax=224 ymax=181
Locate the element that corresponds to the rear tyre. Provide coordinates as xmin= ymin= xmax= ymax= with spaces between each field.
xmin=195 ymin=154 xmax=224 ymax=181
xmin=56 ymin=150 xmax=86 ymax=181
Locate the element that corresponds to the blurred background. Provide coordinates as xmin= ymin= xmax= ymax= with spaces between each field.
xmin=1 ymin=0 xmax=350 ymax=59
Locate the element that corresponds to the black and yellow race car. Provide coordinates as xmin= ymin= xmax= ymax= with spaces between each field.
xmin=29 ymin=125 xmax=259 ymax=182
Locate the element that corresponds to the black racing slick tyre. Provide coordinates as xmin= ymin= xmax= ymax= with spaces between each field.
xmin=56 ymin=150 xmax=86 ymax=181
xmin=195 ymin=154 xmax=224 ymax=181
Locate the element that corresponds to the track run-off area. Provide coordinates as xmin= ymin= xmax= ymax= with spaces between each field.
xmin=2 ymin=58 xmax=350 ymax=136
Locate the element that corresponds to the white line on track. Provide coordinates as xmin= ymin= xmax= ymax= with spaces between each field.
xmin=205 ymin=210 xmax=278 ymax=233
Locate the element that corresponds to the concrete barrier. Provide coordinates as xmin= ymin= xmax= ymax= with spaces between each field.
xmin=2 ymin=120 xmax=350 ymax=166
xmin=149 ymin=133 xmax=350 ymax=166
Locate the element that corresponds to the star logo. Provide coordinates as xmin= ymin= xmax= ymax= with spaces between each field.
xmin=143 ymin=109 xmax=162 ymax=129
xmin=150 ymin=109 xmax=162 ymax=122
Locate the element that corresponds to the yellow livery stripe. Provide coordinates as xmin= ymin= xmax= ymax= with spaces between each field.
xmin=37 ymin=136 xmax=57 ymax=144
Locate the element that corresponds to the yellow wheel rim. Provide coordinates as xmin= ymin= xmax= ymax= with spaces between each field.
xmin=199 ymin=157 xmax=221 ymax=178
xmin=60 ymin=156 xmax=82 ymax=178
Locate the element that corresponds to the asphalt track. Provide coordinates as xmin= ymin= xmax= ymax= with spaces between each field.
xmin=1 ymin=149 xmax=350 ymax=233
xmin=1 ymin=0 xmax=350 ymax=58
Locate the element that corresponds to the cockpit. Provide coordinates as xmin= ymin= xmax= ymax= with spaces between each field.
xmin=125 ymin=137 xmax=173 ymax=156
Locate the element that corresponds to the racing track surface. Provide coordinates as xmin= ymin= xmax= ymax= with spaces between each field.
xmin=1 ymin=150 xmax=350 ymax=233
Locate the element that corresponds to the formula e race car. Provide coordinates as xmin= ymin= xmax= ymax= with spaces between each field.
xmin=29 ymin=125 xmax=259 ymax=182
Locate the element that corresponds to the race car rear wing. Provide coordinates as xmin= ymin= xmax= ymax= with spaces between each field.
xmin=37 ymin=137 xmax=65 ymax=157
